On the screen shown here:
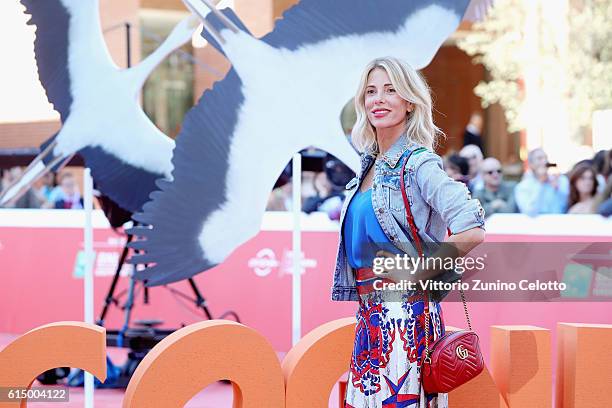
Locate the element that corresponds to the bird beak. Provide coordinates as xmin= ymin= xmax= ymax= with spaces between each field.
xmin=181 ymin=0 xmax=245 ymax=45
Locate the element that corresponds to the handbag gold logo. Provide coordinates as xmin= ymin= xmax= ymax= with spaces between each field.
xmin=456 ymin=344 xmax=469 ymax=360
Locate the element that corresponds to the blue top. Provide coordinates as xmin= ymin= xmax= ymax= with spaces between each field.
xmin=342 ymin=189 xmax=397 ymax=269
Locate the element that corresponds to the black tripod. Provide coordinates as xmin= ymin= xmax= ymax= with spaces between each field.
xmin=90 ymin=231 xmax=240 ymax=387
xmin=97 ymin=231 xmax=240 ymax=329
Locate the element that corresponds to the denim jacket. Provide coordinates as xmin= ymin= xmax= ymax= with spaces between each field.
xmin=331 ymin=133 xmax=486 ymax=302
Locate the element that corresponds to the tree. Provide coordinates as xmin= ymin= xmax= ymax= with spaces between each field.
xmin=458 ymin=0 xmax=612 ymax=143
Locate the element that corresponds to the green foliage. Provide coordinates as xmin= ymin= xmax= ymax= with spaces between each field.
xmin=458 ymin=0 xmax=612 ymax=138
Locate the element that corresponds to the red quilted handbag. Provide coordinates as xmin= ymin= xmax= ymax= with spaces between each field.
xmin=399 ymin=151 xmax=485 ymax=393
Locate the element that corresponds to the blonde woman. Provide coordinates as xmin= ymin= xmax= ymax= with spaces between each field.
xmin=333 ymin=57 xmax=485 ymax=407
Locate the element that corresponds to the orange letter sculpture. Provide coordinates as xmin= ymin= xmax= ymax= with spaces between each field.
xmin=490 ymin=325 xmax=551 ymax=407
xmin=282 ymin=317 xmax=356 ymax=408
xmin=556 ymin=323 xmax=612 ymax=408
xmin=3 ymin=320 xmax=612 ymax=407
xmin=0 ymin=322 xmax=106 ymax=408
xmin=123 ymin=320 xmax=285 ymax=408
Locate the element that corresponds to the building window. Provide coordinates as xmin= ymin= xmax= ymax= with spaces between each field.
xmin=140 ymin=9 xmax=194 ymax=139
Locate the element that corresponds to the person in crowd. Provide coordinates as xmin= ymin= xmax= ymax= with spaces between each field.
xmin=473 ymin=157 xmax=517 ymax=216
xmin=567 ymin=163 xmax=599 ymax=214
xmin=31 ymin=172 xmax=56 ymax=208
xmin=36 ymin=172 xmax=56 ymax=203
xmin=302 ymin=172 xmax=345 ymax=220
xmin=266 ymin=182 xmax=292 ymax=211
xmin=53 ymin=172 xmax=83 ymax=209
xmin=0 ymin=167 xmax=43 ymax=208
xmin=514 ymin=147 xmax=569 ymax=215
xmin=592 ymin=149 xmax=610 ymax=193
xmin=459 ymin=144 xmax=484 ymax=192
xmin=462 ymin=111 xmax=484 ymax=152
xmin=594 ymin=176 xmax=612 ymax=217
xmin=444 ymin=153 xmax=470 ymax=185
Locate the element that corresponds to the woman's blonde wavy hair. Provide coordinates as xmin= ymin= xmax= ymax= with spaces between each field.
xmin=351 ymin=56 xmax=444 ymax=154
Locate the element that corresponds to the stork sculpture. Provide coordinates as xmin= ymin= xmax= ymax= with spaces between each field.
xmin=128 ymin=0 xmax=492 ymax=286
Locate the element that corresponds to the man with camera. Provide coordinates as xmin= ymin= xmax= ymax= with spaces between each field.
xmin=515 ymin=148 xmax=569 ymax=215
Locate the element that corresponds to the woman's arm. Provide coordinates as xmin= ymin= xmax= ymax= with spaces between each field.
xmin=413 ymin=151 xmax=485 ymax=234
xmin=446 ymin=226 xmax=485 ymax=256
xmin=415 ymin=226 xmax=485 ymax=281
xmin=377 ymin=150 xmax=486 ymax=283
xmin=376 ymin=227 xmax=484 ymax=283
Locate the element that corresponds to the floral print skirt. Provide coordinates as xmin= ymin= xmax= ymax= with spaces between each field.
xmin=343 ymin=289 xmax=448 ymax=408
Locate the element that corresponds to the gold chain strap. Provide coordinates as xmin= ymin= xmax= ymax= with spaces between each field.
xmin=423 ymin=275 xmax=472 ymax=363
xmin=460 ymin=278 xmax=472 ymax=331
xmin=424 ymin=294 xmax=431 ymax=363
xmin=398 ymin=151 xmax=474 ymax=362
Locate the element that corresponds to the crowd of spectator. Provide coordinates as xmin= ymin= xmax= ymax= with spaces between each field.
xmin=445 ymin=145 xmax=612 ymax=218
xmin=266 ymin=141 xmax=612 ymax=222
xmin=0 ymin=168 xmax=83 ymax=209
xmin=3 ymin=143 xmax=611 ymax=220
xmin=264 ymin=142 xmax=611 ymax=222
xmin=266 ymin=156 xmax=350 ymax=220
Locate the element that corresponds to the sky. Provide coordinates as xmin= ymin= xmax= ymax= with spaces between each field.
xmin=0 ymin=1 xmax=59 ymax=123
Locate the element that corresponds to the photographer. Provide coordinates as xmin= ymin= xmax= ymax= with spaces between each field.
xmin=514 ymin=148 xmax=569 ymax=215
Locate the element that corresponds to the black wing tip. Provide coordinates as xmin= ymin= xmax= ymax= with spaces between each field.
xmin=80 ymin=146 xmax=166 ymax=215
xmin=20 ymin=1 xmax=34 ymax=23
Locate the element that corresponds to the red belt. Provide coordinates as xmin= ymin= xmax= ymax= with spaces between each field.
xmin=355 ymin=267 xmax=395 ymax=295
xmin=354 ymin=267 xmax=427 ymax=306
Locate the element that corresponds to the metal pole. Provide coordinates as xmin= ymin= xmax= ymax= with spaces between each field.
xmin=83 ymin=168 xmax=95 ymax=407
xmin=291 ymin=153 xmax=302 ymax=346
xmin=125 ymin=22 xmax=131 ymax=68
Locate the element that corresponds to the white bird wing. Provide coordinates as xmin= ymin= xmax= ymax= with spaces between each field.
xmin=20 ymin=0 xmax=117 ymax=121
